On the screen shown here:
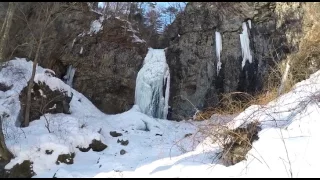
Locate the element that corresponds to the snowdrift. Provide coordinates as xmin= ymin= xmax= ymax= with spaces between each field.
xmin=0 ymin=58 xmax=320 ymax=177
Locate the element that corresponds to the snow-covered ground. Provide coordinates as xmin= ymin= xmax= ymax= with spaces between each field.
xmin=1 ymin=58 xmax=320 ymax=178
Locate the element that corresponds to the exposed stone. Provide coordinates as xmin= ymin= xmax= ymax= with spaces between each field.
xmin=77 ymin=146 xmax=91 ymax=152
xmin=45 ymin=150 xmax=54 ymax=155
xmin=120 ymin=149 xmax=126 ymax=155
xmin=56 ymin=153 xmax=75 ymax=165
xmin=8 ymin=3 xmax=147 ymax=115
xmin=165 ymin=2 xmax=309 ymax=120
xmin=0 ymin=83 xmax=12 ymax=92
xmin=90 ymin=139 xmax=107 ymax=152
xmin=19 ymin=80 xmax=72 ymax=126
xmin=117 ymin=139 xmax=129 ymax=146
xmin=220 ymin=122 xmax=261 ymax=166
xmin=5 ymin=160 xmax=36 ymax=178
xmin=110 ymin=131 xmax=123 ymax=137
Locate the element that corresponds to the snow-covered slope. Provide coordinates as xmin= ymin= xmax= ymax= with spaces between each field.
xmin=1 ymin=58 xmax=320 ymax=178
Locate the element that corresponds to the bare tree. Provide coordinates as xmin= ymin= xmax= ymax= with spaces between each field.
xmin=0 ymin=112 xmax=13 ymax=163
xmin=0 ymin=2 xmax=16 ymax=62
xmin=22 ymin=2 xmax=65 ymax=127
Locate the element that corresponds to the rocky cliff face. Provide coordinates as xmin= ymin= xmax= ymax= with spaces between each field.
xmin=165 ymin=2 xmax=314 ymax=120
xmin=8 ymin=3 xmax=148 ymax=114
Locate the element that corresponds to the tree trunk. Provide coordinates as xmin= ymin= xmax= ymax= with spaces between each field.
xmin=278 ymin=59 xmax=291 ymax=96
xmin=0 ymin=2 xmax=15 ymax=62
xmin=0 ymin=3 xmax=10 ymax=37
xmin=115 ymin=2 xmax=119 ymax=16
xmin=0 ymin=113 xmax=13 ymax=162
xmin=23 ymin=34 xmax=44 ymax=127
xmin=104 ymin=2 xmax=110 ymax=16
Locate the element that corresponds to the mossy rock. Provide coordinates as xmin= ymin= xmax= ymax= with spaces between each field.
xmin=90 ymin=139 xmax=107 ymax=152
xmin=5 ymin=160 xmax=36 ymax=178
xmin=56 ymin=153 xmax=75 ymax=165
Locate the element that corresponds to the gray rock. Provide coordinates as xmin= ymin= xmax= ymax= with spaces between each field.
xmin=120 ymin=149 xmax=126 ymax=155
xmin=90 ymin=139 xmax=107 ymax=152
xmin=19 ymin=79 xmax=72 ymax=126
xmin=9 ymin=3 xmax=147 ymax=115
xmin=4 ymin=160 xmax=36 ymax=178
xmin=56 ymin=153 xmax=75 ymax=165
xmin=165 ymin=2 xmax=307 ymax=120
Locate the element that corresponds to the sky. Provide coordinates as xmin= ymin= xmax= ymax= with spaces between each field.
xmin=97 ymin=2 xmax=187 ymax=30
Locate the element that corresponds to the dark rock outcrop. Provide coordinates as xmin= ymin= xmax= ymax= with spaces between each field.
xmin=9 ymin=2 xmax=148 ymax=115
xmin=4 ymin=160 xmax=36 ymax=178
xmin=56 ymin=153 xmax=75 ymax=165
xmin=77 ymin=139 xmax=107 ymax=152
xmin=90 ymin=139 xmax=107 ymax=152
xmin=165 ymin=2 xmax=312 ymax=120
xmin=19 ymin=78 xmax=72 ymax=125
xmin=110 ymin=131 xmax=123 ymax=137
xmin=0 ymin=83 xmax=12 ymax=92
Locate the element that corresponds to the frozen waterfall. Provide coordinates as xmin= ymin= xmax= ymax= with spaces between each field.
xmin=64 ymin=65 xmax=76 ymax=87
xmin=240 ymin=21 xmax=253 ymax=69
xmin=215 ymin=31 xmax=222 ymax=75
xmin=135 ymin=48 xmax=170 ymax=119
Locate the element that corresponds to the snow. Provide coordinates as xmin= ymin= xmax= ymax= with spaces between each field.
xmin=35 ymin=73 xmax=72 ymax=97
xmin=215 ymin=31 xmax=222 ymax=75
xmin=132 ymin=34 xmax=146 ymax=43
xmin=119 ymin=20 xmax=146 ymax=44
xmin=1 ymin=57 xmax=320 ymax=178
xmin=240 ymin=21 xmax=253 ymax=69
xmin=135 ymin=48 xmax=170 ymax=119
xmin=88 ymin=16 xmax=104 ymax=35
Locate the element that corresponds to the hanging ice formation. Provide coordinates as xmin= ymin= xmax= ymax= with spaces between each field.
xmin=240 ymin=20 xmax=253 ymax=69
xmin=64 ymin=65 xmax=76 ymax=87
xmin=135 ymin=48 xmax=170 ymax=119
xmin=215 ymin=31 xmax=222 ymax=75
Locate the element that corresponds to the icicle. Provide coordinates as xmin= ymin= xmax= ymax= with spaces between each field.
xmin=80 ymin=47 xmax=83 ymax=54
xmin=215 ymin=31 xmax=222 ymax=75
xmin=71 ymin=38 xmax=76 ymax=48
xmin=240 ymin=21 xmax=253 ymax=69
xmin=64 ymin=65 xmax=76 ymax=87
xmin=135 ymin=48 xmax=170 ymax=119
xmin=248 ymin=20 xmax=252 ymax=29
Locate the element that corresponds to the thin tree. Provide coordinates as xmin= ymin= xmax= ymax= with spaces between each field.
xmin=23 ymin=2 xmax=65 ymax=127
xmin=0 ymin=112 xmax=13 ymax=163
xmin=0 ymin=2 xmax=16 ymax=62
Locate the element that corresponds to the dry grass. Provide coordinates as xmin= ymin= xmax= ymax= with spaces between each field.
xmin=194 ymin=90 xmax=278 ymax=121
xmin=194 ymin=92 xmax=255 ymax=121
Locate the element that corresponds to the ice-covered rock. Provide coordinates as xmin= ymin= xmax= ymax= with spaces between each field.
xmin=135 ymin=48 xmax=170 ymax=119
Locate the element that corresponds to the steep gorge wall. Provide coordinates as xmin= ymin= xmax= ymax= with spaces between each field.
xmin=5 ymin=2 xmax=148 ymax=114
xmin=165 ymin=2 xmax=315 ymax=120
